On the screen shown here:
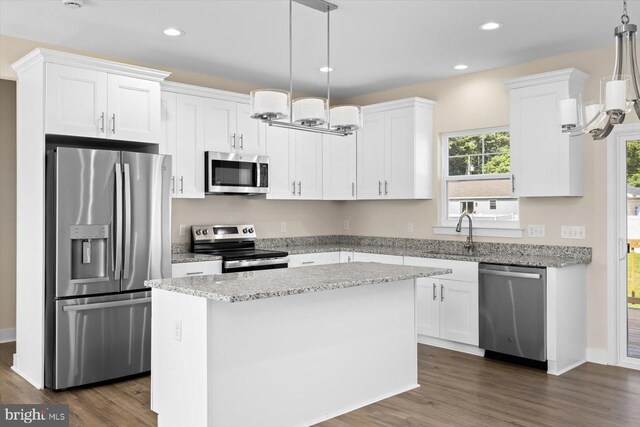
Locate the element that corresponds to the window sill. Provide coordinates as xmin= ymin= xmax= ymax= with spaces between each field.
xmin=432 ymin=225 xmax=524 ymax=238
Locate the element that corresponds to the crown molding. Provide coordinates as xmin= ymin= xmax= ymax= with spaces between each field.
xmin=504 ymin=68 xmax=590 ymax=89
xmin=161 ymin=81 xmax=250 ymax=103
xmin=362 ymin=97 xmax=436 ymax=114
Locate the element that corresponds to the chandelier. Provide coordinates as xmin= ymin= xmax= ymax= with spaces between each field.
xmin=250 ymin=0 xmax=361 ymax=136
xmin=559 ymin=0 xmax=640 ymax=140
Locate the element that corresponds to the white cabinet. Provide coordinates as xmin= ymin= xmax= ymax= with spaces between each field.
xmin=505 ymin=68 xmax=589 ymax=197
xmin=339 ymin=251 xmax=354 ymax=263
xmin=405 ymin=257 xmax=479 ymax=346
xmin=266 ymin=126 xmax=323 ymax=200
xmin=172 ymin=261 xmax=222 ymax=278
xmin=288 ymin=252 xmax=340 ymax=268
xmin=357 ymin=98 xmax=435 ymax=200
xmin=323 ymin=133 xmax=357 ymax=200
xmin=45 ymin=63 xmax=161 ymax=142
xmin=201 ymin=100 xmax=265 ymax=155
xmin=236 ymin=103 xmax=265 ymax=155
xmin=353 ymin=252 xmax=404 ymax=265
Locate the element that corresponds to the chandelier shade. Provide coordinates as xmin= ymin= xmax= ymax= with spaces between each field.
xmin=250 ymin=89 xmax=291 ymax=121
xmin=330 ymin=106 xmax=362 ymax=131
xmin=292 ymin=97 xmax=329 ymax=126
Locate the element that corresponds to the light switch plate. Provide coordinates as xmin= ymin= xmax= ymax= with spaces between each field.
xmin=343 ymin=220 xmax=350 ymax=231
xmin=173 ymin=320 xmax=182 ymax=341
xmin=527 ymin=224 xmax=545 ymax=238
xmin=561 ymin=225 xmax=586 ymax=239
xmin=179 ymin=224 xmax=187 ymax=236
xmin=407 ymin=222 xmax=414 ymax=233
xmin=280 ymin=221 xmax=287 ymax=233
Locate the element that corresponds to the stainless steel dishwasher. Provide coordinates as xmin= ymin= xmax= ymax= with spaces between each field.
xmin=479 ymin=263 xmax=547 ymax=362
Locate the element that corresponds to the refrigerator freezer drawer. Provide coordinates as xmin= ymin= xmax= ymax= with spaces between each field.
xmin=49 ymin=291 xmax=151 ymax=390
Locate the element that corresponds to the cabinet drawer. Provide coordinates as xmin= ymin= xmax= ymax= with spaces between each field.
xmin=171 ymin=261 xmax=222 ymax=278
xmin=404 ymin=256 xmax=478 ymax=283
xmin=353 ymin=252 xmax=403 ymax=265
xmin=288 ymin=252 xmax=340 ymax=268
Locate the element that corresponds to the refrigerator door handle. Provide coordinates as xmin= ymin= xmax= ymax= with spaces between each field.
xmin=114 ymin=163 xmax=123 ymax=279
xmin=123 ymin=163 xmax=132 ymax=280
xmin=62 ymin=297 xmax=151 ymax=312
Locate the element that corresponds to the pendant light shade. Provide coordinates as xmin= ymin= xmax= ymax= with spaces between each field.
xmin=293 ymin=97 xmax=328 ymax=126
xmin=330 ymin=105 xmax=362 ymax=131
xmin=250 ymin=89 xmax=291 ymax=120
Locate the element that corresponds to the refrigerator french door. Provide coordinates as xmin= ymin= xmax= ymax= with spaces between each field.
xmin=45 ymin=147 xmax=171 ymax=390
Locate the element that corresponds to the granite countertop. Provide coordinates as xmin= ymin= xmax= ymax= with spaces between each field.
xmin=147 ymin=262 xmax=451 ymax=303
xmin=171 ymin=253 xmax=222 ymax=264
xmin=267 ymin=244 xmax=589 ymax=268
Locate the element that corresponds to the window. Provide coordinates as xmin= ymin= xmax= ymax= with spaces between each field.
xmin=442 ymin=128 xmax=519 ymax=227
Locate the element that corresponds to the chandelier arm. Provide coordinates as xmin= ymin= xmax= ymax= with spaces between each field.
xmin=562 ymin=110 xmax=608 ymax=135
xmin=267 ymin=119 xmax=350 ymax=136
xmin=629 ymin=32 xmax=640 ymax=101
xmin=592 ymin=119 xmax=616 ymax=140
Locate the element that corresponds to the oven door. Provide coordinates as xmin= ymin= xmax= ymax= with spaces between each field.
xmin=223 ymin=258 xmax=289 ymax=273
xmin=206 ymin=152 xmax=269 ymax=194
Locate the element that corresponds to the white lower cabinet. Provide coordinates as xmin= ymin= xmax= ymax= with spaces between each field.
xmin=353 ymin=252 xmax=403 ymax=265
xmin=339 ymin=251 xmax=354 ymax=263
xmin=172 ymin=261 xmax=222 ymax=278
xmin=288 ymin=252 xmax=340 ymax=268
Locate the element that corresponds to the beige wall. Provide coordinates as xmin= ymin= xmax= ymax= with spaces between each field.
xmin=0 ymin=34 xmax=618 ymax=352
xmin=0 ymin=79 xmax=16 ymax=331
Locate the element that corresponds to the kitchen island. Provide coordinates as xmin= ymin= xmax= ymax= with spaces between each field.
xmin=147 ymin=262 xmax=450 ymax=427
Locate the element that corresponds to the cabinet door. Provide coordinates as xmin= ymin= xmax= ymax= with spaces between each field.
xmin=339 ymin=251 xmax=354 ymax=263
xmin=45 ymin=63 xmax=108 ymax=138
xmin=416 ymin=278 xmax=440 ymax=338
xmin=236 ymin=103 xmax=265 ymax=155
xmin=385 ymin=107 xmax=415 ymax=199
xmin=172 ymin=261 xmax=222 ymax=278
xmin=439 ymin=280 xmax=479 ymax=345
xmin=288 ymin=252 xmax=340 ymax=268
xmin=160 ymin=92 xmax=178 ymax=196
xmin=265 ymin=126 xmax=294 ymax=199
xmin=323 ymin=133 xmax=357 ymax=200
xmin=292 ymin=131 xmax=323 ymax=200
xmin=202 ymin=98 xmax=237 ymax=153
xmin=357 ymin=111 xmax=385 ymax=199
xmin=175 ymin=94 xmax=205 ymax=198
xmin=352 ymin=252 xmax=403 ymax=265
xmin=107 ymin=74 xmax=161 ymax=143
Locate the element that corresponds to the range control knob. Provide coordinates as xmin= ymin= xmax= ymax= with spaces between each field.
xmin=202 ymin=229 xmax=209 ymax=235
xmin=242 ymin=228 xmax=248 ymax=234
xmin=248 ymin=228 xmax=254 ymax=233
xmin=195 ymin=229 xmax=201 ymax=235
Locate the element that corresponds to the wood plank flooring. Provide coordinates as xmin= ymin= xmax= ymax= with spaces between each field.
xmin=3 ymin=341 xmax=640 ymax=426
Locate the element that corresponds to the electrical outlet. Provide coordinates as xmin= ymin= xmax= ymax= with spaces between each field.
xmin=280 ymin=221 xmax=287 ymax=233
xmin=561 ymin=225 xmax=586 ymax=239
xmin=173 ymin=320 xmax=182 ymax=342
xmin=179 ymin=224 xmax=187 ymax=236
xmin=407 ymin=222 xmax=414 ymax=233
xmin=343 ymin=220 xmax=350 ymax=231
xmin=527 ymin=224 xmax=545 ymax=238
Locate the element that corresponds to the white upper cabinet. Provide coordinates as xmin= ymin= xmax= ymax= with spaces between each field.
xmin=175 ymin=94 xmax=206 ymax=199
xmin=45 ymin=59 xmax=165 ymax=143
xmin=357 ymin=97 xmax=435 ymax=200
xmin=265 ymin=125 xmax=294 ymax=199
xmin=505 ymin=68 xmax=589 ymax=197
xmin=323 ymin=133 xmax=357 ymax=200
xmin=202 ymin=98 xmax=236 ymax=153
xmin=160 ymin=91 xmax=178 ymax=196
xmin=236 ymin=103 xmax=266 ymax=155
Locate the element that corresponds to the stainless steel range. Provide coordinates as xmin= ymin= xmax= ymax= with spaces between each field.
xmin=191 ymin=225 xmax=289 ymax=272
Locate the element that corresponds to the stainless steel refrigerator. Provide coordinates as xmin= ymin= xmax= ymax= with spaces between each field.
xmin=45 ymin=147 xmax=171 ymax=390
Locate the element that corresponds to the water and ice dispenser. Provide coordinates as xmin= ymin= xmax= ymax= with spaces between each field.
xmin=70 ymin=225 xmax=109 ymax=280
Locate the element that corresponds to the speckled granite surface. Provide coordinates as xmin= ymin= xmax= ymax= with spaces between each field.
xmin=172 ymin=243 xmax=191 ymax=254
xmin=146 ymin=262 xmax=450 ymax=302
xmin=255 ymin=236 xmax=591 ymax=268
xmin=171 ymin=253 xmax=222 ymax=264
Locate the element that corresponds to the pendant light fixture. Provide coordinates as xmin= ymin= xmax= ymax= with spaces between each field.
xmin=559 ymin=0 xmax=639 ymax=140
xmin=250 ymin=0 xmax=360 ymax=137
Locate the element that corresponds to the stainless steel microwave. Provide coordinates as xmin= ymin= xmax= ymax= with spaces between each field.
xmin=205 ymin=151 xmax=269 ymax=195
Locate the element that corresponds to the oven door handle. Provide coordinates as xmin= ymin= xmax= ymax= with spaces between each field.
xmin=224 ymin=257 xmax=290 ymax=269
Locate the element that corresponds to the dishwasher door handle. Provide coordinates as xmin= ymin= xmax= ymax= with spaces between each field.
xmin=479 ymin=269 xmax=542 ymax=280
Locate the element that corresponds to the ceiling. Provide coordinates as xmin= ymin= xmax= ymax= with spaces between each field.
xmin=0 ymin=0 xmax=631 ymax=98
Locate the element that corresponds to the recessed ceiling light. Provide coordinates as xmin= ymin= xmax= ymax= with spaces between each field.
xmin=163 ymin=27 xmax=184 ymax=37
xmin=319 ymin=66 xmax=333 ymax=73
xmin=480 ymin=22 xmax=501 ymax=31
xmin=62 ymin=0 xmax=83 ymax=9
xmin=454 ymin=64 xmax=468 ymax=70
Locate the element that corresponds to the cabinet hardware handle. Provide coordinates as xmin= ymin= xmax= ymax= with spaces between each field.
xmin=100 ymin=112 xmax=105 ymax=133
xmin=433 ymin=283 xmax=437 ymax=301
xmin=441 ymin=284 xmax=444 ymax=301
xmin=240 ymin=134 xmax=244 ymax=150
xmin=186 ymin=272 xmax=204 ymax=275
xmin=171 ymin=176 xmax=175 ymax=194
xmin=292 ymin=181 xmax=296 ymax=195
xmin=385 ymin=180 xmax=388 ymax=195
xmin=232 ymin=133 xmax=236 ymax=150
xmin=298 ymin=181 xmax=301 ymax=196
xmin=378 ymin=181 xmax=382 ymax=196
xmin=111 ymin=113 xmax=116 ymax=134
xmin=352 ymin=182 xmax=355 ymax=197
xmin=511 ymin=174 xmax=516 ymax=193
xmin=302 ymin=261 xmax=314 ymax=265
xmin=180 ymin=176 xmax=184 ymax=193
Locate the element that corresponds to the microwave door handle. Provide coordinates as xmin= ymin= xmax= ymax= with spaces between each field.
xmin=114 ymin=163 xmax=122 ymax=279
xmin=123 ymin=163 xmax=132 ymax=280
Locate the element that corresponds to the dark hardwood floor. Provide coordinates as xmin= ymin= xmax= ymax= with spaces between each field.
xmin=2 ymin=341 xmax=640 ymax=426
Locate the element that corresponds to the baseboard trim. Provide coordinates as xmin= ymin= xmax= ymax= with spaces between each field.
xmin=547 ymin=359 xmax=587 ymax=376
xmin=586 ymin=347 xmax=609 ymax=365
xmin=0 ymin=328 xmax=16 ymax=343
xmin=418 ymin=335 xmax=485 ymax=357
xmin=11 ymin=364 xmax=44 ymax=390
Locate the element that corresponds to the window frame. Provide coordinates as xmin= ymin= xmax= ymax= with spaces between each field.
xmin=440 ymin=126 xmax=520 ymax=229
